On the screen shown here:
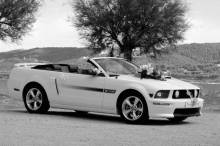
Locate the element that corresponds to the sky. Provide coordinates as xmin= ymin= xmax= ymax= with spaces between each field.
xmin=0 ymin=0 xmax=220 ymax=52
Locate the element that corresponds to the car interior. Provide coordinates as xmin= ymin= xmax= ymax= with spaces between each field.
xmin=33 ymin=64 xmax=78 ymax=73
xmin=32 ymin=64 xmax=101 ymax=76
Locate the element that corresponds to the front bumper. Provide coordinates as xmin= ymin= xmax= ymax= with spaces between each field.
xmin=148 ymin=98 xmax=204 ymax=119
xmin=173 ymin=107 xmax=201 ymax=117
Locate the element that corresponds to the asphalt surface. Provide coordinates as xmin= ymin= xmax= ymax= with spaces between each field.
xmin=0 ymin=105 xmax=219 ymax=146
xmin=0 ymin=79 xmax=220 ymax=146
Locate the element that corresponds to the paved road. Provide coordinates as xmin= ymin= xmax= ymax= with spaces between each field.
xmin=0 ymin=106 xmax=219 ymax=146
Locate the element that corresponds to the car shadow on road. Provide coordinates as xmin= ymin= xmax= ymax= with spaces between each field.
xmin=5 ymin=109 xmax=192 ymax=126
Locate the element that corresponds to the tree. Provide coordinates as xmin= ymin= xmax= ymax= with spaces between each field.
xmin=73 ymin=0 xmax=188 ymax=61
xmin=0 ymin=0 xmax=40 ymax=42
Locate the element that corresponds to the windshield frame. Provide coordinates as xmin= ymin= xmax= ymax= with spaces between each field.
xmin=92 ymin=57 xmax=139 ymax=76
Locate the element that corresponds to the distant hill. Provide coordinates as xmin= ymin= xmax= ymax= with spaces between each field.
xmin=130 ymin=43 xmax=220 ymax=81
xmin=0 ymin=47 xmax=92 ymax=71
xmin=177 ymin=43 xmax=220 ymax=64
xmin=0 ymin=47 xmax=91 ymax=62
xmin=1 ymin=43 xmax=220 ymax=75
xmin=133 ymin=43 xmax=220 ymax=66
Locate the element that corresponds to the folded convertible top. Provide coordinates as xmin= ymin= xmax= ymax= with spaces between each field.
xmin=14 ymin=63 xmax=47 ymax=68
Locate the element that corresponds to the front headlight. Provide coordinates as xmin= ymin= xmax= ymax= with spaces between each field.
xmin=154 ymin=90 xmax=170 ymax=99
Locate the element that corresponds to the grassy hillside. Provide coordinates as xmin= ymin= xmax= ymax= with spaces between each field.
xmin=133 ymin=43 xmax=220 ymax=66
xmin=1 ymin=43 xmax=220 ymax=81
xmin=177 ymin=43 xmax=220 ymax=64
xmin=133 ymin=43 xmax=220 ymax=81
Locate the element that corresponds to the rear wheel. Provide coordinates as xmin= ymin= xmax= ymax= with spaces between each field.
xmin=119 ymin=93 xmax=148 ymax=124
xmin=23 ymin=84 xmax=50 ymax=113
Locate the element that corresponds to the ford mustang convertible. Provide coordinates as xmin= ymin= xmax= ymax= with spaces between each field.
xmin=7 ymin=57 xmax=204 ymax=123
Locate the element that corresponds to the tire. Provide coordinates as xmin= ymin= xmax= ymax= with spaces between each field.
xmin=168 ymin=117 xmax=187 ymax=122
xmin=23 ymin=84 xmax=50 ymax=113
xmin=119 ymin=92 xmax=148 ymax=124
xmin=75 ymin=110 xmax=88 ymax=115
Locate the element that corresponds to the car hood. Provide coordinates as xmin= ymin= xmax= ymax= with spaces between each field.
xmin=117 ymin=75 xmax=199 ymax=90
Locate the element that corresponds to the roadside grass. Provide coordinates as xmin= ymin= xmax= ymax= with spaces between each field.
xmin=197 ymin=83 xmax=220 ymax=112
xmin=0 ymin=79 xmax=24 ymax=109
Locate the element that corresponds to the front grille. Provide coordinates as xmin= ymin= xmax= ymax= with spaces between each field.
xmin=174 ymin=108 xmax=201 ymax=117
xmin=172 ymin=89 xmax=199 ymax=99
xmin=189 ymin=90 xmax=194 ymax=97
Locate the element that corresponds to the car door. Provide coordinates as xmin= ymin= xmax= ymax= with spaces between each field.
xmin=55 ymin=60 xmax=105 ymax=110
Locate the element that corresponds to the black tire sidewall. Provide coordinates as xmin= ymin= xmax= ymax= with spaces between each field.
xmin=119 ymin=93 xmax=149 ymax=124
xmin=23 ymin=84 xmax=49 ymax=113
xmin=75 ymin=110 xmax=88 ymax=115
xmin=168 ymin=117 xmax=187 ymax=123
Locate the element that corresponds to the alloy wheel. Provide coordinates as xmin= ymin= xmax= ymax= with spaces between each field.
xmin=26 ymin=88 xmax=43 ymax=111
xmin=121 ymin=96 xmax=144 ymax=121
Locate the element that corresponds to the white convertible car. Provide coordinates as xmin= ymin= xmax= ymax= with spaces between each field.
xmin=7 ymin=57 xmax=204 ymax=123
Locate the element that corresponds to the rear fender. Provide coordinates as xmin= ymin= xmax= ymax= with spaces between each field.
xmin=22 ymin=74 xmax=54 ymax=101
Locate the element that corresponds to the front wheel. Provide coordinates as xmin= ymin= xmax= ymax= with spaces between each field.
xmin=119 ymin=93 xmax=148 ymax=124
xmin=23 ymin=84 xmax=50 ymax=113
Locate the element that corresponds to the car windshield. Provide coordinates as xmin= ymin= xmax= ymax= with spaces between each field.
xmin=94 ymin=58 xmax=138 ymax=75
